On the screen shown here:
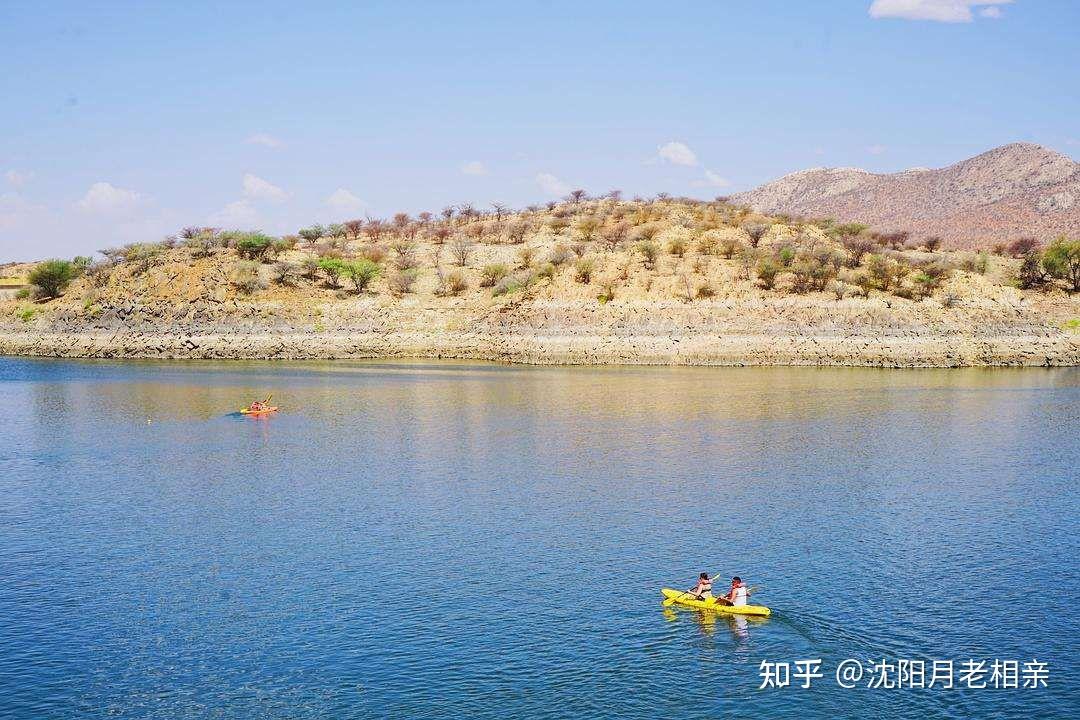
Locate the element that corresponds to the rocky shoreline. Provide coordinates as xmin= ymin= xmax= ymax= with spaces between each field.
xmin=3 ymin=323 xmax=1077 ymax=367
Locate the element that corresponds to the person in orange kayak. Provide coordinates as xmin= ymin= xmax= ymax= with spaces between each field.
xmin=248 ymin=400 xmax=265 ymax=412
xmin=688 ymin=572 xmax=713 ymax=601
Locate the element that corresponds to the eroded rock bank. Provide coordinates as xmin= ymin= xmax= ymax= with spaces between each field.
xmin=3 ymin=296 xmax=1077 ymax=367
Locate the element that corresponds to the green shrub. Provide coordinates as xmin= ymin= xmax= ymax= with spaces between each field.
xmin=778 ymin=246 xmax=795 ymax=267
xmin=492 ymin=275 xmax=523 ymax=297
xmin=597 ymin=282 xmax=615 ymax=303
xmin=28 ymin=259 xmax=76 ymax=298
xmin=535 ymin=262 xmax=557 ymax=280
xmin=235 ymin=232 xmax=275 ymax=260
xmin=479 ymin=263 xmax=510 ymax=287
xmin=756 ymin=258 xmax=780 ymax=290
xmin=1042 ymin=236 xmax=1080 ymax=292
xmin=866 ymin=254 xmax=909 ymax=291
xmin=635 ymin=240 xmax=659 ymax=269
xmin=18 ymin=306 xmax=37 ymax=323
xmin=345 ymin=259 xmax=380 ymax=293
xmin=317 ymin=257 xmax=347 ymax=287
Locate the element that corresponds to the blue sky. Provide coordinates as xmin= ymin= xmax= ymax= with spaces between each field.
xmin=1 ymin=0 xmax=1077 ymax=260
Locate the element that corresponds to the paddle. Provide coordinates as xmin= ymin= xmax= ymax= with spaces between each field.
xmin=663 ymin=572 xmax=721 ymax=607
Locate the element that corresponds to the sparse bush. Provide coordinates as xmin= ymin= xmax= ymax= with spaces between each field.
xmin=271 ymin=262 xmax=298 ymax=286
xmin=479 ymin=263 xmax=510 ymax=287
xmin=344 ymin=259 xmax=380 ymax=293
xmin=1007 ymin=237 xmax=1041 ymax=258
xmin=492 ymin=275 xmax=523 ymax=297
xmin=924 ymin=236 xmax=943 ymax=251
xmin=1043 ymin=236 xmax=1080 ymax=292
xmin=28 ymin=260 xmax=77 ymax=298
xmin=695 ymin=281 xmax=715 ymax=299
xmin=451 ymin=236 xmax=474 ymax=266
xmin=597 ymin=282 xmax=616 ymax=304
xmin=391 ymin=240 xmax=418 ymax=270
xmin=667 ymin=235 xmax=687 ymax=257
xmin=840 ymin=267 xmax=873 ymax=297
xmin=1015 ymin=252 xmax=1047 ymax=289
xmin=635 ymin=240 xmax=659 ymax=269
xmin=445 ymin=270 xmax=468 ymax=295
xmin=576 ymin=216 xmax=601 ymax=241
xmin=743 ymin=223 xmax=769 ymax=248
xmin=840 ymin=234 xmax=876 ymax=266
xmin=535 ymin=263 xmax=556 ymax=280
xmin=600 ymin=222 xmax=629 ymax=251
xmin=301 ymin=256 xmax=320 ymax=281
xmin=866 ymin=254 xmax=909 ymax=291
xmin=518 ymin=246 xmax=536 ymax=268
xmin=574 ymin=258 xmax=594 ymax=283
xmin=545 ymin=244 xmax=575 ymax=267
xmin=388 ymin=268 xmax=420 ymax=295
xmin=231 ymin=261 xmax=262 ymax=294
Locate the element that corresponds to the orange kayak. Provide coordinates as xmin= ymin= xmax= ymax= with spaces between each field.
xmin=240 ymin=406 xmax=278 ymax=415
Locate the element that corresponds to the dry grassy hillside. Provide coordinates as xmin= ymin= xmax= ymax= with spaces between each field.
xmin=2 ymin=195 xmax=1078 ymax=366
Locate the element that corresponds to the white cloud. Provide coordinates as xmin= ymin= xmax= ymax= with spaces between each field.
xmin=867 ymin=144 xmax=888 ymax=155
xmin=325 ymin=188 xmax=365 ymax=216
xmin=536 ymin=172 xmax=570 ymax=197
xmin=657 ymin=141 xmax=698 ymax=167
xmin=0 ymin=193 xmax=44 ymax=230
xmin=693 ymin=170 xmax=732 ymax=188
xmin=76 ymin=182 xmax=142 ymax=215
xmin=868 ymin=0 xmax=1012 ymax=23
xmin=210 ymin=199 xmax=259 ymax=228
xmin=245 ymin=133 xmax=284 ymax=148
xmin=242 ymin=173 xmax=288 ymax=203
xmin=460 ymin=161 xmax=488 ymax=176
xmin=5 ymin=170 xmax=31 ymax=188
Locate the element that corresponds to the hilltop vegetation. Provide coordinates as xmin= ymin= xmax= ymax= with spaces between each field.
xmin=10 ymin=193 xmax=1080 ymax=309
xmin=2 ymin=193 xmax=1078 ymax=366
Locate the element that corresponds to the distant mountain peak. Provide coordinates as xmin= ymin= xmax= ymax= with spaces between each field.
xmin=732 ymin=143 xmax=1079 ymax=246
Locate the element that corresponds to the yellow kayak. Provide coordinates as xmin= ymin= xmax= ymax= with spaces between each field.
xmin=661 ymin=588 xmax=771 ymax=616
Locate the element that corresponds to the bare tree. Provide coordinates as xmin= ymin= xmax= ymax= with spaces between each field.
xmin=566 ymin=189 xmax=588 ymax=204
xmin=440 ymin=206 xmax=455 ymax=223
xmin=451 ymin=235 xmax=474 ymax=266
xmin=344 ymin=219 xmax=364 ymax=240
xmin=491 ymin=203 xmax=507 ymax=221
xmin=600 ymin=222 xmax=629 ymax=252
xmin=364 ymin=219 xmax=386 ymax=242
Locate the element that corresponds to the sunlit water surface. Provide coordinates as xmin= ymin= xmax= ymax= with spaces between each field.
xmin=1 ymin=358 xmax=1077 ymax=719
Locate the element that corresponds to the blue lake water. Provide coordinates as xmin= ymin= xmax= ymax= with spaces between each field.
xmin=1 ymin=357 xmax=1077 ymax=719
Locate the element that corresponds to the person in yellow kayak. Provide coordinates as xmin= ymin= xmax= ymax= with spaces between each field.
xmin=687 ymin=572 xmax=713 ymax=601
xmin=720 ymin=576 xmax=750 ymax=606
